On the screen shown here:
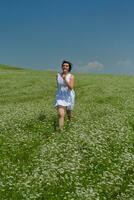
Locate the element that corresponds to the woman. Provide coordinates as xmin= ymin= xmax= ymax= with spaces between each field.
xmin=55 ymin=60 xmax=75 ymax=129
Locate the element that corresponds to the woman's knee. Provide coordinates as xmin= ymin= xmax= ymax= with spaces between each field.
xmin=58 ymin=107 xmax=65 ymax=118
xmin=58 ymin=112 xmax=64 ymax=118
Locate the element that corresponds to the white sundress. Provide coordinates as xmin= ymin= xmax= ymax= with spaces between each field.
xmin=55 ymin=72 xmax=75 ymax=110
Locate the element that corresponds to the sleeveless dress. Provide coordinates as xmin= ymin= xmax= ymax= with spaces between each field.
xmin=55 ymin=72 xmax=75 ymax=110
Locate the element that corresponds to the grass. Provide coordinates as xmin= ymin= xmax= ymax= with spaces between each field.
xmin=0 ymin=64 xmax=134 ymax=199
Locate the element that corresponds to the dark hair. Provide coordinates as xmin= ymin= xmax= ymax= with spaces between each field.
xmin=61 ymin=60 xmax=72 ymax=72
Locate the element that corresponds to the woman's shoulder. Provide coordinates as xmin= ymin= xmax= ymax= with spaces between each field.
xmin=68 ymin=73 xmax=74 ymax=78
xmin=56 ymin=72 xmax=61 ymax=77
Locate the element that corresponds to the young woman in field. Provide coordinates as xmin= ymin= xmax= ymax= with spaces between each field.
xmin=55 ymin=60 xmax=75 ymax=130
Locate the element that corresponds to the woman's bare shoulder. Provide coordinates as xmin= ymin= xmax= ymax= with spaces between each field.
xmin=70 ymin=74 xmax=74 ymax=79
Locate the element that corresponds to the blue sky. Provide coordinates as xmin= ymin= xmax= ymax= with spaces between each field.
xmin=0 ymin=0 xmax=134 ymax=74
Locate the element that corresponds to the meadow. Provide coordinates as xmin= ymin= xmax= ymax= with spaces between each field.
xmin=0 ymin=64 xmax=134 ymax=200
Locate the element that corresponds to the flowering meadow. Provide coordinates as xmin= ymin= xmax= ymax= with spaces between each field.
xmin=0 ymin=65 xmax=134 ymax=199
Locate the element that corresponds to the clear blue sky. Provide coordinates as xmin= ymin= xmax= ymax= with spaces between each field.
xmin=0 ymin=0 xmax=134 ymax=74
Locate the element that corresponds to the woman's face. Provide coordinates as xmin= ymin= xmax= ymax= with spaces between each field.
xmin=62 ymin=63 xmax=70 ymax=73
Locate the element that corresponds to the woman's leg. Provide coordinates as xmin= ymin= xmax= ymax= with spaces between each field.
xmin=67 ymin=91 xmax=75 ymax=120
xmin=57 ymin=106 xmax=65 ymax=129
xmin=66 ymin=109 xmax=73 ymax=121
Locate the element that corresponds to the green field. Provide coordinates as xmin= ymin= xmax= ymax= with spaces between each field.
xmin=0 ymin=64 xmax=134 ymax=200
